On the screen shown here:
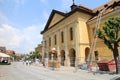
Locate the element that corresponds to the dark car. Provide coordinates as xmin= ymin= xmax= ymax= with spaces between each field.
xmin=0 ymin=60 xmax=11 ymax=65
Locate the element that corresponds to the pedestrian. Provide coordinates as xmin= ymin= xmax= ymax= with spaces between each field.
xmin=29 ymin=60 xmax=32 ymax=65
xmin=26 ymin=60 xmax=29 ymax=66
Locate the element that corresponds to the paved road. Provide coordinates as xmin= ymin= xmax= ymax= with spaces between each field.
xmin=0 ymin=62 xmax=120 ymax=80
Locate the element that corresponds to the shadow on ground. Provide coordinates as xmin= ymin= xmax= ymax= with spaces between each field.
xmin=91 ymin=70 xmax=117 ymax=75
xmin=110 ymin=76 xmax=120 ymax=80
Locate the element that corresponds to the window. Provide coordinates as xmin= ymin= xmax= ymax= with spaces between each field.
xmin=70 ymin=27 xmax=73 ymax=40
xmin=61 ymin=31 xmax=64 ymax=43
xmin=94 ymin=51 xmax=99 ymax=60
xmin=49 ymin=37 xmax=51 ymax=46
xmin=54 ymin=35 xmax=57 ymax=45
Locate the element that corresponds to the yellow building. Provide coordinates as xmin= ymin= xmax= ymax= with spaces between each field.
xmin=35 ymin=44 xmax=42 ymax=56
xmin=41 ymin=0 xmax=120 ymax=67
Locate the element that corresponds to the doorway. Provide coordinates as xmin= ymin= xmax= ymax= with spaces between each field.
xmin=69 ymin=48 xmax=76 ymax=67
xmin=60 ymin=50 xmax=65 ymax=66
xmin=85 ymin=47 xmax=90 ymax=63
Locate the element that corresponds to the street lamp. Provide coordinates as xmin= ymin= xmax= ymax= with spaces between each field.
xmin=51 ymin=48 xmax=57 ymax=70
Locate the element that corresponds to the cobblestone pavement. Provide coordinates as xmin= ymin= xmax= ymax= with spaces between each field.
xmin=0 ymin=62 xmax=120 ymax=80
xmin=31 ymin=62 xmax=120 ymax=80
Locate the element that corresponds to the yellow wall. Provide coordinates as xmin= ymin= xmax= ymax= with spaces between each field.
xmin=49 ymin=13 xmax=64 ymax=28
xmin=42 ymin=6 xmax=120 ymax=66
xmin=87 ymin=8 xmax=120 ymax=61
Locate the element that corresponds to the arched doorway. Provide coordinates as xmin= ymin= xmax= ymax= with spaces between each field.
xmin=69 ymin=48 xmax=76 ymax=67
xmin=85 ymin=47 xmax=90 ymax=63
xmin=60 ymin=50 xmax=65 ymax=66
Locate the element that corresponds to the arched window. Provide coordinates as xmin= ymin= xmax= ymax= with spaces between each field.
xmin=70 ymin=27 xmax=73 ymax=40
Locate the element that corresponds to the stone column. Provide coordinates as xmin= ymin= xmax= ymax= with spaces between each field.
xmin=75 ymin=20 xmax=80 ymax=66
xmin=64 ymin=26 xmax=70 ymax=66
xmin=46 ymin=37 xmax=49 ymax=58
xmin=57 ymin=30 xmax=60 ymax=61
xmin=45 ymin=37 xmax=49 ymax=67
xmin=42 ymin=40 xmax=45 ymax=61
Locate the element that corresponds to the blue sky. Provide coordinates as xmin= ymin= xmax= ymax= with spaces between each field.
xmin=0 ymin=0 xmax=110 ymax=54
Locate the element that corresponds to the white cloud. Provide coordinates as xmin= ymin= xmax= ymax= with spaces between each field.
xmin=0 ymin=24 xmax=44 ymax=54
xmin=0 ymin=0 xmax=45 ymax=54
xmin=0 ymin=24 xmax=21 ymax=48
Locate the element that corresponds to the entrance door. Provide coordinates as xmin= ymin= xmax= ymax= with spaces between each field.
xmin=61 ymin=50 xmax=65 ymax=66
xmin=69 ymin=48 xmax=76 ymax=67
xmin=85 ymin=47 xmax=90 ymax=63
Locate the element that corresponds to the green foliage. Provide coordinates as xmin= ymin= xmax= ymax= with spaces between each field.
xmin=97 ymin=16 xmax=120 ymax=74
xmin=97 ymin=16 xmax=120 ymax=50
xmin=29 ymin=50 xmax=42 ymax=59
xmin=96 ymin=29 xmax=104 ymax=39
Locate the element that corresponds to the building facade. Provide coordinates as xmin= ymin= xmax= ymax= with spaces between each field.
xmin=0 ymin=47 xmax=6 ymax=53
xmin=35 ymin=44 xmax=42 ymax=55
xmin=41 ymin=0 xmax=120 ymax=67
xmin=35 ymin=44 xmax=43 ymax=60
xmin=6 ymin=50 xmax=15 ymax=55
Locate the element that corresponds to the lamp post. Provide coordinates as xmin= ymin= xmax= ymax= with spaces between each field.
xmin=51 ymin=48 xmax=56 ymax=70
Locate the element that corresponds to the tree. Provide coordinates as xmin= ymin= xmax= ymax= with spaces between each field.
xmin=29 ymin=50 xmax=42 ymax=60
xmin=97 ymin=16 xmax=120 ymax=74
xmin=33 ymin=50 xmax=40 ymax=59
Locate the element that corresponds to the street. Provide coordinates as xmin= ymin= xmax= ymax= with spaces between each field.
xmin=0 ymin=62 xmax=120 ymax=80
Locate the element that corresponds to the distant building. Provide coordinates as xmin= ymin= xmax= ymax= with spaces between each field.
xmin=35 ymin=44 xmax=42 ymax=56
xmin=6 ymin=50 xmax=15 ymax=55
xmin=15 ymin=53 xmax=21 ymax=56
xmin=41 ymin=0 xmax=120 ymax=67
xmin=0 ymin=47 xmax=6 ymax=53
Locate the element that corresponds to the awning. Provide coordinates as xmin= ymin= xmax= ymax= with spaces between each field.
xmin=0 ymin=52 xmax=10 ymax=57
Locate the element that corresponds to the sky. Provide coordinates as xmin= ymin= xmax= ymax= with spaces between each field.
xmin=0 ymin=0 xmax=111 ymax=54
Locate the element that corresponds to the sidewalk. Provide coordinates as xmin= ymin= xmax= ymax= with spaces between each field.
xmin=31 ymin=63 xmax=120 ymax=80
xmin=54 ymin=66 xmax=120 ymax=80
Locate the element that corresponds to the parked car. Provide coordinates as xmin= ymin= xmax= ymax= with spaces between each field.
xmin=0 ymin=60 xmax=11 ymax=65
